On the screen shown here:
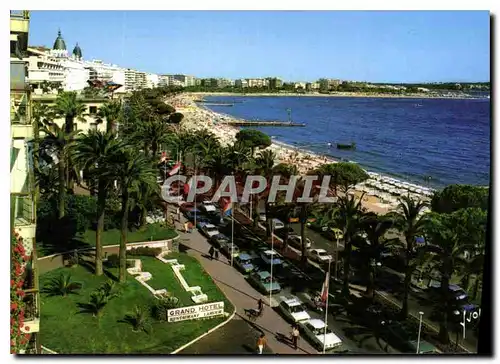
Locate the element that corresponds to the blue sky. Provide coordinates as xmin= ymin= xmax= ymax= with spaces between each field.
xmin=28 ymin=10 xmax=490 ymax=83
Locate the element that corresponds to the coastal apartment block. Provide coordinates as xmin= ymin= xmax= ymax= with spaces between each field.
xmin=10 ymin=10 xmax=41 ymax=354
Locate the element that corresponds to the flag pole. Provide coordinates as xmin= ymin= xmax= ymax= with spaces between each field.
xmin=230 ymin=204 xmax=234 ymax=266
xmin=323 ymin=258 xmax=331 ymax=354
xmin=194 ymin=156 xmax=197 ymax=227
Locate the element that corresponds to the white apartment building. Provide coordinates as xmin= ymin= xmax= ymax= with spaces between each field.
xmin=247 ymin=78 xmax=268 ymax=88
xmin=146 ymin=73 xmax=159 ymax=88
xmin=135 ymin=71 xmax=147 ymax=89
xmin=158 ymin=75 xmax=170 ymax=87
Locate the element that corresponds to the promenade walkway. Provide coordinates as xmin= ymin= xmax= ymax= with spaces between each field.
xmin=174 ymin=211 xmax=318 ymax=355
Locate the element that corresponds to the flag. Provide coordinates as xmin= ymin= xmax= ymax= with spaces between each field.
xmin=168 ymin=161 xmax=181 ymax=176
xmin=220 ymin=198 xmax=232 ymax=216
xmin=320 ymin=271 xmax=330 ymax=303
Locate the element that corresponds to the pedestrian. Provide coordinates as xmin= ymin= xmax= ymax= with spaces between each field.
xmin=257 ymin=333 xmax=266 ymax=354
xmin=257 ymin=299 xmax=264 ymax=314
xmin=176 ymin=207 xmax=181 ymax=221
xmin=209 ymin=246 xmax=215 ymax=260
xmin=188 ymin=222 xmax=194 ymax=233
xmin=214 ymin=248 xmax=219 ymax=260
xmin=291 ymin=325 xmax=300 ymax=350
xmin=184 ymin=222 xmax=189 ymax=233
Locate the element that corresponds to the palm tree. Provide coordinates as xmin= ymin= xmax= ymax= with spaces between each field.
xmin=255 ymin=149 xmax=276 ymax=237
xmin=389 ymin=195 xmax=429 ymax=319
xmin=329 ymin=193 xmax=366 ymax=296
xmin=111 ymin=152 xmax=157 ymax=283
xmin=38 ymin=123 xmax=80 ymax=219
xmin=421 ymin=208 xmax=485 ymax=344
xmin=53 ymin=91 xmax=87 ymax=135
xmin=357 ymin=213 xmax=396 ymax=298
xmin=72 ymin=130 xmax=125 ymax=276
xmin=97 ymin=100 xmax=122 ymax=133
xmin=203 ymin=147 xmax=232 ymax=191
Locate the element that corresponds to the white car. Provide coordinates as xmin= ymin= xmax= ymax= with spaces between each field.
xmin=299 ymin=319 xmax=342 ymax=351
xmin=308 ymin=248 xmax=333 ymax=263
xmin=201 ymin=201 xmax=217 ymax=213
xmin=260 ymin=249 xmax=283 ymax=265
xmin=289 ymin=235 xmax=312 ymax=249
xmin=201 ymin=224 xmax=220 ymax=238
xmin=278 ymin=296 xmax=311 ymax=323
xmin=272 ymin=219 xmax=285 ymax=230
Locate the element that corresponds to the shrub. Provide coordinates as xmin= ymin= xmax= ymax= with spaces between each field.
xmin=124 ymin=306 xmax=151 ymax=333
xmin=151 ymin=294 xmax=180 ymax=321
xmin=42 ymin=273 xmax=82 ymax=297
xmin=106 ymin=254 xmax=119 ymax=268
xmin=127 ymin=247 xmax=162 ymax=257
xmin=78 ymin=280 xmax=119 ymax=318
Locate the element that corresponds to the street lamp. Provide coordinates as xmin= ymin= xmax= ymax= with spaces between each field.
xmin=416 ymin=311 xmax=424 ymax=354
xmin=323 ymin=257 xmax=332 ymax=354
xmin=269 ymin=220 xmax=275 ymax=307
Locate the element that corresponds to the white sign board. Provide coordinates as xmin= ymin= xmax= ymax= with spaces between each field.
xmin=167 ymin=301 xmax=225 ymax=323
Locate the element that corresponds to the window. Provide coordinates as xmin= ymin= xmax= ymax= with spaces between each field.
xmin=89 ymin=106 xmax=98 ymax=114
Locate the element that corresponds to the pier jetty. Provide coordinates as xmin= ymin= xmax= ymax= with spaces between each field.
xmin=222 ymin=120 xmax=306 ymax=127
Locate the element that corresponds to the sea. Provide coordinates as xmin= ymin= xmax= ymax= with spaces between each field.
xmin=202 ymin=95 xmax=491 ymax=189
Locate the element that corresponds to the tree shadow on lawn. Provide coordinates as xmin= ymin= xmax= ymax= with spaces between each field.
xmin=37 ymin=215 xmax=94 ymax=256
xmin=77 ymin=258 xmax=119 ymax=282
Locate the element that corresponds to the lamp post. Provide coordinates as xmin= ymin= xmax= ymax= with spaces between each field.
xmin=416 ymin=311 xmax=424 ymax=354
xmin=269 ymin=221 xmax=274 ymax=307
xmin=230 ymin=206 xmax=235 ymax=267
xmin=323 ymin=257 xmax=331 ymax=354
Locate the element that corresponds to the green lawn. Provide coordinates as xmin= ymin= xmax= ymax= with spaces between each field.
xmin=39 ymin=253 xmax=234 ymax=354
xmin=81 ymin=223 xmax=178 ymax=247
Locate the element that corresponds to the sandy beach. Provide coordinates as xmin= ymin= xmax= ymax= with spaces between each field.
xmin=168 ymin=93 xmax=434 ymax=215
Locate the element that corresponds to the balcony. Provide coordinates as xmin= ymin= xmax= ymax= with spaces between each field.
xmin=11 ymin=61 xmax=28 ymax=91
xmin=12 ymin=194 xmax=35 ymax=227
xmin=20 ymin=289 xmax=40 ymax=334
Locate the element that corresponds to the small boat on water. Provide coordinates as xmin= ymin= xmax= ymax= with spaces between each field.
xmin=336 ymin=142 xmax=356 ymax=150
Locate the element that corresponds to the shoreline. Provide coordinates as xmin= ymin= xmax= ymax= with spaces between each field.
xmin=170 ymin=94 xmax=435 ymax=215
xmin=190 ymin=91 xmax=489 ymax=101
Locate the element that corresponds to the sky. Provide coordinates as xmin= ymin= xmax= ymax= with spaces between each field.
xmin=28 ymin=10 xmax=490 ymax=83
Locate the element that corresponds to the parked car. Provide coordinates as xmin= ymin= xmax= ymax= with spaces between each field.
xmin=196 ymin=217 xmax=212 ymax=229
xmin=210 ymin=233 xmax=229 ymax=248
xmin=185 ymin=209 xmax=202 ymax=221
xmin=380 ymin=320 xmax=435 ymax=353
xmin=200 ymin=224 xmax=220 ymax=238
xmin=308 ymin=248 xmax=333 ymax=263
xmin=248 ymin=271 xmax=281 ymax=294
xmin=289 ymin=235 xmax=312 ymax=249
xmin=260 ymin=249 xmax=283 ymax=266
xmin=271 ymin=218 xmax=285 ymax=230
xmin=220 ymin=242 xmax=240 ymax=258
xmin=277 ymin=295 xmax=311 ymax=323
xmin=299 ymin=319 xmax=343 ymax=351
xmin=275 ymin=227 xmax=296 ymax=239
xmin=233 ymin=252 xmax=256 ymax=273
xmin=200 ymin=200 xmax=217 ymax=213
xmin=428 ymin=283 xmax=468 ymax=301
xmin=259 ymin=213 xmax=267 ymax=222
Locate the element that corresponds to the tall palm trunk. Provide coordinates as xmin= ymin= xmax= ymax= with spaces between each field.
xmin=58 ymin=154 xmax=66 ymax=219
xmin=299 ymin=205 xmax=308 ymax=264
xmin=472 ymin=273 xmax=481 ymax=300
xmin=95 ymin=179 xmax=107 ymax=276
xmin=401 ymin=238 xmax=413 ymax=319
xmin=366 ymin=266 xmax=375 ymax=298
xmin=119 ymin=190 xmax=130 ymax=283
xmin=64 ymin=116 xmax=73 ymax=134
xmin=342 ymin=236 xmax=352 ymax=296
xmin=438 ymin=262 xmax=451 ymax=344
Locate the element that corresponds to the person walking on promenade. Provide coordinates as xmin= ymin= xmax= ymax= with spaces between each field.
xmin=257 ymin=334 xmax=267 ymax=354
xmin=214 ymin=248 xmax=220 ymax=260
xmin=257 ymin=299 xmax=264 ymax=315
xmin=184 ymin=222 xmax=189 ymax=233
xmin=209 ymin=246 xmax=215 ymax=260
xmin=176 ymin=207 xmax=181 ymax=222
xmin=291 ymin=325 xmax=300 ymax=350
